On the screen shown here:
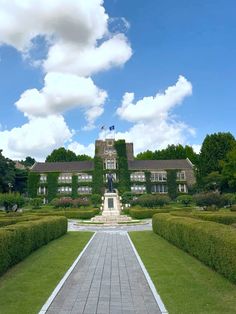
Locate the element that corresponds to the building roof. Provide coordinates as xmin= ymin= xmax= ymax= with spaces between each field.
xmin=128 ymin=159 xmax=194 ymax=170
xmin=31 ymin=161 xmax=94 ymax=172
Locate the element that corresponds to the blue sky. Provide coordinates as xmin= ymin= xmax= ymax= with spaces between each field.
xmin=0 ymin=0 xmax=235 ymax=160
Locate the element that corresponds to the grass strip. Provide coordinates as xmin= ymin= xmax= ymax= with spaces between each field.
xmin=129 ymin=231 xmax=236 ymax=314
xmin=0 ymin=231 xmax=93 ymax=314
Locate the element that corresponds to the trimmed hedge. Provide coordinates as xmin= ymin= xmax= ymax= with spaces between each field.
xmin=171 ymin=211 xmax=236 ymax=225
xmin=0 ymin=216 xmax=67 ymax=275
xmin=129 ymin=207 xmax=170 ymax=219
xmin=37 ymin=209 xmax=100 ymax=219
xmin=152 ymin=213 xmax=236 ymax=283
xmin=0 ymin=215 xmax=41 ymax=228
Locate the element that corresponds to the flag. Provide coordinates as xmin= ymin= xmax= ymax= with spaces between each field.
xmin=109 ymin=125 xmax=115 ymax=131
xmin=101 ymin=125 xmax=106 ymax=130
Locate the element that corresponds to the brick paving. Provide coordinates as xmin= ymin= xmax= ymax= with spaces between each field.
xmin=46 ymin=232 xmax=162 ymax=314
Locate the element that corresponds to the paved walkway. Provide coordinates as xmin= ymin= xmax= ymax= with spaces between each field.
xmin=45 ymin=232 xmax=164 ymax=314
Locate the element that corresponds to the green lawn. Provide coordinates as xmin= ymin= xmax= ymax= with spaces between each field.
xmin=130 ymin=231 xmax=236 ymax=314
xmin=0 ymin=231 xmax=93 ymax=314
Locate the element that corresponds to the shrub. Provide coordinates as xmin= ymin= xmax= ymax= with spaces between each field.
xmin=132 ymin=194 xmax=170 ymax=208
xmin=0 ymin=216 xmax=67 ymax=275
xmin=152 ymin=214 xmax=236 ymax=283
xmin=230 ymin=205 xmax=236 ymax=212
xmin=121 ymin=192 xmax=136 ymax=204
xmin=129 ymin=207 xmax=169 ymax=219
xmin=0 ymin=193 xmax=25 ymax=212
xmin=176 ymin=195 xmax=193 ymax=206
xmin=222 ymin=193 xmax=236 ymax=207
xmin=90 ymin=194 xmax=101 ymax=207
xmin=52 ymin=197 xmax=73 ymax=208
xmin=193 ymin=192 xmax=226 ymax=209
xmin=30 ymin=198 xmax=43 ymax=209
xmin=72 ymin=197 xmax=90 ymax=207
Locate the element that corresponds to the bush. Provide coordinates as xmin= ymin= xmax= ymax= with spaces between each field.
xmin=193 ymin=192 xmax=226 ymax=209
xmin=0 ymin=193 xmax=25 ymax=212
xmin=51 ymin=197 xmax=73 ymax=208
xmin=0 ymin=216 xmax=67 ymax=275
xmin=222 ymin=193 xmax=236 ymax=207
xmin=152 ymin=214 xmax=236 ymax=283
xmin=0 ymin=215 xmax=41 ymax=228
xmin=36 ymin=209 xmax=100 ymax=219
xmin=72 ymin=197 xmax=90 ymax=208
xmin=176 ymin=195 xmax=193 ymax=206
xmin=132 ymin=194 xmax=170 ymax=208
xmin=171 ymin=211 xmax=236 ymax=225
xmin=230 ymin=205 xmax=236 ymax=212
xmin=30 ymin=198 xmax=43 ymax=209
xmin=129 ymin=207 xmax=169 ymax=219
xmin=90 ymin=194 xmax=101 ymax=207
xmin=121 ymin=192 xmax=136 ymax=204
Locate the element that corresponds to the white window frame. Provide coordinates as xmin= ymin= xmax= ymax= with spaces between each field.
xmin=150 ymin=171 xmax=167 ymax=182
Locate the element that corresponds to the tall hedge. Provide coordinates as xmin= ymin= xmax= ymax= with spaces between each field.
xmin=47 ymin=172 xmax=59 ymax=202
xmin=0 ymin=216 xmax=67 ymax=275
xmin=145 ymin=171 xmax=151 ymax=194
xmin=72 ymin=174 xmax=78 ymax=198
xmin=115 ymin=140 xmax=131 ymax=193
xmin=28 ymin=173 xmax=40 ymax=198
xmin=152 ymin=213 xmax=236 ymax=283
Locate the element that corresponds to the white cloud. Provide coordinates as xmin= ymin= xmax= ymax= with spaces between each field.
xmin=113 ymin=76 xmax=194 ymax=154
xmin=15 ymin=72 xmax=107 ymax=127
xmin=43 ymin=33 xmax=132 ymax=76
xmin=192 ymin=144 xmax=201 ymax=154
xmin=0 ymin=0 xmax=132 ymax=76
xmin=117 ymin=75 xmax=192 ymax=123
xmin=68 ymin=142 xmax=95 ymax=157
xmin=0 ymin=115 xmax=73 ymax=160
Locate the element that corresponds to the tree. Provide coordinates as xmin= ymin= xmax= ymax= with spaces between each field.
xmin=46 ymin=147 xmax=77 ymax=162
xmin=0 ymin=150 xmax=15 ymax=193
xmin=77 ymin=154 xmax=92 ymax=161
xmin=21 ymin=156 xmax=36 ymax=167
xmin=221 ymin=147 xmax=236 ymax=191
xmin=14 ymin=169 xmax=28 ymax=194
xmin=198 ymin=132 xmax=236 ymax=179
xmin=136 ymin=144 xmax=199 ymax=164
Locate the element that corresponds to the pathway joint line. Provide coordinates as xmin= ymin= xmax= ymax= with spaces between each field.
xmin=38 ymin=232 xmax=97 ymax=314
xmin=127 ymin=233 xmax=169 ymax=314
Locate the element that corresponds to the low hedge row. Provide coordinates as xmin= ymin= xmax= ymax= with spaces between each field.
xmin=129 ymin=208 xmax=170 ymax=219
xmin=37 ymin=209 xmax=100 ymax=219
xmin=0 ymin=215 xmax=41 ymax=228
xmin=0 ymin=216 xmax=67 ymax=275
xmin=171 ymin=211 xmax=236 ymax=225
xmin=152 ymin=214 xmax=236 ymax=283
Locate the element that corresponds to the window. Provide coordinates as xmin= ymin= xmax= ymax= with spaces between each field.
xmin=57 ymin=186 xmax=72 ymax=194
xmin=38 ymin=186 xmax=47 ymax=195
xmin=40 ymin=174 xmax=47 ymax=183
xmin=131 ymin=185 xmax=146 ymax=193
xmin=105 ymin=159 xmax=116 ymax=170
xmin=130 ymin=172 xmax=146 ymax=182
xmin=105 ymin=173 xmax=117 ymax=181
xmin=78 ymin=173 xmax=93 ymax=182
xmin=178 ymin=184 xmax=187 ymax=193
xmin=177 ymin=171 xmax=186 ymax=181
xmin=78 ymin=186 xmax=92 ymax=194
xmin=58 ymin=173 xmax=72 ymax=183
xmin=151 ymin=172 xmax=167 ymax=182
xmin=151 ymin=184 xmax=168 ymax=193
xmin=104 ymin=147 xmax=116 ymax=155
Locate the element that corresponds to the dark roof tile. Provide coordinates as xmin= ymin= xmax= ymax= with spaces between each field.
xmin=128 ymin=159 xmax=193 ymax=170
xmin=31 ymin=161 xmax=94 ymax=172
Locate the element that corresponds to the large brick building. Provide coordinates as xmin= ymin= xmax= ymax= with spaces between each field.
xmin=29 ymin=139 xmax=195 ymax=201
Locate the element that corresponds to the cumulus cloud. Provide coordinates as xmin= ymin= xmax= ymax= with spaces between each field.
xmin=0 ymin=0 xmax=133 ymax=159
xmin=68 ymin=142 xmax=95 ymax=157
xmin=113 ymin=76 xmax=194 ymax=154
xmin=0 ymin=115 xmax=73 ymax=160
xmin=15 ymin=72 xmax=107 ymax=127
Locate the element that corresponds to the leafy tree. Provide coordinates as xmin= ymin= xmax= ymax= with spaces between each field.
xmin=0 ymin=150 xmax=15 ymax=193
xmin=136 ymin=144 xmax=199 ymax=164
xmin=221 ymin=147 xmax=236 ymax=191
xmin=77 ymin=154 xmax=92 ymax=161
xmin=203 ymin=171 xmax=223 ymax=192
xmin=14 ymin=169 xmax=28 ymax=194
xmin=198 ymin=132 xmax=236 ymax=179
xmin=46 ymin=147 xmax=77 ymax=162
xmin=21 ymin=156 xmax=36 ymax=167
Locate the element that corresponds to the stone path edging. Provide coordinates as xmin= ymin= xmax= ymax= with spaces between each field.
xmin=127 ymin=233 xmax=168 ymax=314
xmin=38 ymin=232 xmax=97 ymax=314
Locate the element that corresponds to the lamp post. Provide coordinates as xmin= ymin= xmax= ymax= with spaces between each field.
xmin=8 ymin=183 xmax=13 ymax=193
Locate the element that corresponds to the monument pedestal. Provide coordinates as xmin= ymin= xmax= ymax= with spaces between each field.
xmin=102 ymin=192 xmax=121 ymax=216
